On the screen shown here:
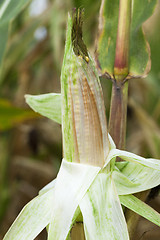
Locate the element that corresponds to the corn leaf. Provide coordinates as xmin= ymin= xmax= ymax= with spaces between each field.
xmin=0 ymin=23 xmax=9 ymax=70
xmin=0 ymin=98 xmax=39 ymax=131
xmin=80 ymin=173 xmax=129 ymax=240
xmin=1 ymin=17 xmax=42 ymax=82
xmin=25 ymin=93 xmax=61 ymax=124
xmin=0 ymin=0 xmax=31 ymax=69
xmin=120 ymin=194 xmax=160 ymax=227
xmin=129 ymin=0 xmax=157 ymax=77
xmin=48 ymin=159 xmax=100 ymax=240
xmin=96 ymin=0 xmax=119 ymax=76
xmin=3 ymin=189 xmax=54 ymax=240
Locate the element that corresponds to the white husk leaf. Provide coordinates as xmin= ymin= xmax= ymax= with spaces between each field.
xmin=80 ymin=172 xmax=129 ymax=240
xmin=48 ymin=159 xmax=101 ymax=240
xmin=39 ymin=179 xmax=56 ymax=195
xmin=106 ymin=148 xmax=160 ymax=170
xmin=120 ymin=194 xmax=160 ymax=227
xmin=25 ymin=93 xmax=61 ymax=124
xmin=114 ymin=162 xmax=160 ymax=195
xmin=3 ymin=189 xmax=54 ymax=240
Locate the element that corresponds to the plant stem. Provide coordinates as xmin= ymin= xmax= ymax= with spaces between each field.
xmin=109 ymin=0 xmax=131 ymax=150
xmin=109 ymin=81 xmax=128 ymax=150
xmin=109 ymin=1 xmax=151 ymax=239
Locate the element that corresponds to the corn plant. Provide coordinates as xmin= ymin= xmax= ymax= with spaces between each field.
xmin=2 ymin=0 xmax=160 ymax=240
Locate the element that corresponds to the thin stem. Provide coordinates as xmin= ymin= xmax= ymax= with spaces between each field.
xmin=109 ymin=81 xmax=128 ymax=150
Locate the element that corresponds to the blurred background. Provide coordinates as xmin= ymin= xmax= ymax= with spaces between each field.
xmin=0 ymin=0 xmax=160 ymax=239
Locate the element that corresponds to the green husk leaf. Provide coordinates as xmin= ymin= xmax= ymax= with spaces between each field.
xmin=113 ymin=162 xmax=160 ymax=195
xmin=25 ymin=93 xmax=61 ymax=124
xmin=48 ymin=159 xmax=101 ymax=240
xmin=80 ymin=173 xmax=129 ymax=240
xmin=120 ymin=194 xmax=160 ymax=227
xmin=3 ymin=189 xmax=54 ymax=240
xmin=61 ymin=13 xmax=77 ymax=162
xmin=61 ymin=13 xmax=109 ymax=165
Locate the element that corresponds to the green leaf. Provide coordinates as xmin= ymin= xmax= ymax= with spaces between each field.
xmin=0 ymin=0 xmax=30 ymax=25
xmin=0 ymin=0 xmax=31 ymax=68
xmin=113 ymin=162 xmax=160 ymax=195
xmin=129 ymin=0 xmax=158 ymax=77
xmin=120 ymin=194 xmax=160 ymax=227
xmin=1 ymin=17 xmax=43 ymax=82
xmin=80 ymin=173 xmax=129 ymax=240
xmin=96 ymin=0 xmax=119 ymax=76
xmin=3 ymin=189 xmax=54 ymax=240
xmin=0 ymin=98 xmax=39 ymax=131
xmin=0 ymin=23 xmax=9 ymax=69
xmin=48 ymin=159 xmax=101 ymax=240
xmin=25 ymin=93 xmax=61 ymax=124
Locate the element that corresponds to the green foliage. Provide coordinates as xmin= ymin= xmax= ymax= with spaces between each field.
xmin=1 ymin=18 xmax=41 ymax=82
xmin=0 ymin=0 xmax=31 ymax=71
xmin=0 ymin=99 xmax=39 ymax=131
xmin=0 ymin=23 xmax=9 ymax=71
